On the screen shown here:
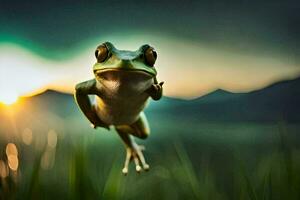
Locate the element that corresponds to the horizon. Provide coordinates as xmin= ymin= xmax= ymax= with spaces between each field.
xmin=3 ymin=74 xmax=297 ymax=104
xmin=1 ymin=40 xmax=299 ymax=105
xmin=1 ymin=0 xmax=300 ymax=103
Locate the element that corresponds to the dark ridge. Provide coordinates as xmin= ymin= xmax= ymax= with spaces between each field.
xmin=9 ymin=75 xmax=300 ymax=122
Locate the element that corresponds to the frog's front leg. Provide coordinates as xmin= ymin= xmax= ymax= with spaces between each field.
xmin=147 ymin=78 xmax=164 ymax=100
xmin=74 ymin=79 xmax=109 ymax=129
xmin=115 ymin=112 xmax=150 ymax=175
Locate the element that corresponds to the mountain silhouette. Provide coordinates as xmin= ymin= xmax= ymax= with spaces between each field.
xmin=5 ymin=76 xmax=299 ymax=123
xmin=149 ymin=77 xmax=300 ymax=122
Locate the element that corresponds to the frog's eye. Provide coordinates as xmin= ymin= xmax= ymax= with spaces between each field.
xmin=95 ymin=44 xmax=109 ymax=63
xmin=144 ymin=47 xmax=157 ymax=67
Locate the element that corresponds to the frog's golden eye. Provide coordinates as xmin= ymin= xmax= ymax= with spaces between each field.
xmin=144 ymin=47 xmax=157 ymax=67
xmin=95 ymin=44 xmax=109 ymax=63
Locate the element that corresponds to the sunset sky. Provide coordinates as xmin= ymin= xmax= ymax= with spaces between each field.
xmin=0 ymin=0 xmax=299 ymax=102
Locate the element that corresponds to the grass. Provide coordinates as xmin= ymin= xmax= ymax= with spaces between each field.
xmin=1 ymin=121 xmax=300 ymax=199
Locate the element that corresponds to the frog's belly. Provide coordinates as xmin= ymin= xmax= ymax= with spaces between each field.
xmin=94 ymin=69 xmax=154 ymax=125
xmin=95 ymin=94 xmax=149 ymax=125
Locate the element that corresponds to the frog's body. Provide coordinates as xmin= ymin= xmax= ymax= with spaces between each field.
xmin=94 ymin=69 xmax=153 ymax=125
xmin=74 ymin=42 xmax=163 ymax=175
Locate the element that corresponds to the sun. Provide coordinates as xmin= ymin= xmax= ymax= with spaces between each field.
xmin=0 ymin=92 xmax=19 ymax=105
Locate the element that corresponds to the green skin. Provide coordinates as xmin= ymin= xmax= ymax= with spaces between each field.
xmin=74 ymin=42 xmax=163 ymax=175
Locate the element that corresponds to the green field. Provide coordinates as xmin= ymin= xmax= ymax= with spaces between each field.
xmin=1 ymin=117 xmax=300 ymax=200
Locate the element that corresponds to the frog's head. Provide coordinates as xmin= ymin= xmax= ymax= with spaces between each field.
xmin=93 ymin=42 xmax=157 ymax=82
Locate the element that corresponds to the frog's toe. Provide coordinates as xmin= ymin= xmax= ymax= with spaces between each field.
xmin=121 ymin=148 xmax=131 ymax=175
xmin=133 ymin=152 xmax=142 ymax=173
xmin=122 ymin=167 xmax=128 ymax=175
xmin=122 ymin=145 xmax=149 ymax=175
xmin=135 ymin=165 xmax=142 ymax=173
xmin=143 ymin=164 xmax=150 ymax=171
xmin=136 ymin=149 xmax=149 ymax=171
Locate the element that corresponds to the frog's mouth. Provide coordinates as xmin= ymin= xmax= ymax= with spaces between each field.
xmin=94 ymin=68 xmax=154 ymax=83
xmin=94 ymin=68 xmax=154 ymax=95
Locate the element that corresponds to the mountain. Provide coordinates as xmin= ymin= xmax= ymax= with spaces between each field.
xmin=21 ymin=90 xmax=78 ymax=118
xmin=2 ymin=77 xmax=299 ymax=123
xmin=148 ymin=77 xmax=300 ymax=122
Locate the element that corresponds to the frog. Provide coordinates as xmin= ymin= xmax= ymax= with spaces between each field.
xmin=74 ymin=42 xmax=164 ymax=175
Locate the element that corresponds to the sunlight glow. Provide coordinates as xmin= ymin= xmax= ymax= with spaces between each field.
xmin=22 ymin=128 xmax=33 ymax=145
xmin=0 ymin=92 xmax=19 ymax=105
xmin=0 ymin=35 xmax=300 ymax=99
xmin=47 ymin=130 xmax=58 ymax=149
xmin=0 ymin=44 xmax=56 ymax=102
xmin=0 ymin=160 xmax=9 ymax=178
xmin=6 ymin=143 xmax=19 ymax=171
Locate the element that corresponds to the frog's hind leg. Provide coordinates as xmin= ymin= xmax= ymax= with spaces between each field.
xmin=127 ymin=112 xmax=150 ymax=139
xmin=115 ymin=112 xmax=150 ymax=175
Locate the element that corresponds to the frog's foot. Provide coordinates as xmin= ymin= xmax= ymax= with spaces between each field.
xmin=147 ymin=82 xmax=164 ymax=101
xmin=122 ymin=144 xmax=149 ymax=175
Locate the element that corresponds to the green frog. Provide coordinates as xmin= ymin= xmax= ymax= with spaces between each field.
xmin=74 ymin=42 xmax=164 ymax=175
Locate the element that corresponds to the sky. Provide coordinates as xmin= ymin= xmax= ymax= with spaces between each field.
xmin=0 ymin=0 xmax=300 ymax=101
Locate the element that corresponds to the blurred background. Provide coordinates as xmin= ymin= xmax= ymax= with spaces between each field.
xmin=0 ymin=0 xmax=300 ymax=199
